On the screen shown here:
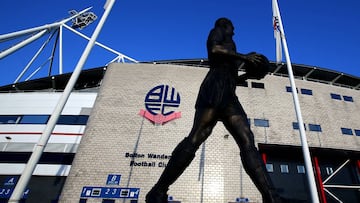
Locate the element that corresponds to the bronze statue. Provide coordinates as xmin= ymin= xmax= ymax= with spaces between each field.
xmin=146 ymin=18 xmax=283 ymax=203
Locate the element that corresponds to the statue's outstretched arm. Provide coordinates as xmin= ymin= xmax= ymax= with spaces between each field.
xmin=210 ymin=45 xmax=264 ymax=65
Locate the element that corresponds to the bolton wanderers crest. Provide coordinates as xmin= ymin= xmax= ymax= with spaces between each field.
xmin=139 ymin=84 xmax=181 ymax=125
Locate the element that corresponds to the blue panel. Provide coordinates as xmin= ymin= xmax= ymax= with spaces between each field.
xmin=0 ymin=115 xmax=20 ymax=124
xmin=254 ymin=119 xmax=269 ymax=127
xmin=308 ymin=124 xmax=322 ymax=132
xmin=292 ymin=122 xmax=306 ymax=130
xmin=80 ymin=186 xmax=140 ymax=199
xmin=355 ymin=129 xmax=360 ymax=136
xmin=343 ymin=96 xmax=353 ymax=102
xmin=0 ymin=188 xmax=29 ymax=199
xmin=286 ymin=86 xmax=298 ymax=93
xmin=330 ymin=93 xmax=341 ymax=100
xmin=19 ymin=115 xmax=49 ymax=124
xmin=300 ymin=88 xmax=313 ymax=95
xmin=341 ymin=128 xmax=353 ymax=135
xmin=106 ymin=174 xmax=121 ymax=185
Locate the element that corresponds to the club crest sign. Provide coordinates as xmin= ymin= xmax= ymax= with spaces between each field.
xmin=139 ymin=84 xmax=181 ymax=125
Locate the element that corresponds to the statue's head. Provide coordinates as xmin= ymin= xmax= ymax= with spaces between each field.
xmin=215 ymin=17 xmax=234 ymax=36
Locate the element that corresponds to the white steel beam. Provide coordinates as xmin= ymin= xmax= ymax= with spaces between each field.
xmin=0 ymin=7 xmax=92 ymax=42
xmin=0 ymin=30 xmax=47 ymax=59
xmin=8 ymin=1 xmax=116 ymax=202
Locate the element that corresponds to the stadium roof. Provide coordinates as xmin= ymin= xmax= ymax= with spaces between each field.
xmin=0 ymin=60 xmax=359 ymax=92
xmin=152 ymin=59 xmax=360 ymax=90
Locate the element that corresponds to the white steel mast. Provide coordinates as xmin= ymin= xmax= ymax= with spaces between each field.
xmin=272 ymin=0 xmax=320 ymax=202
xmin=8 ymin=0 xmax=116 ymax=202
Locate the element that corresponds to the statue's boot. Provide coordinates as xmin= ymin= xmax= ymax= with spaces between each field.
xmin=241 ymin=148 xmax=284 ymax=203
xmin=146 ymin=137 xmax=196 ymax=203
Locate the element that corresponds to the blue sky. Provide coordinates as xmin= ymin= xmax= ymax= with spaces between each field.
xmin=0 ymin=0 xmax=359 ymax=86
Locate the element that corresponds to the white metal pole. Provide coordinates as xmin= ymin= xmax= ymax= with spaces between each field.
xmin=0 ymin=29 xmax=47 ymax=59
xmin=272 ymin=0 xmax=320 ymax=202
xmin=14 ymin=31 xmax=55 ymax=83
xmin=59 ymin=25 xmax=63 ymax=74
xmin=62 ymin=23 xmax=139 ymax=63
xmin=0 ymin=7 xmax=92 ymax=42
xmin=0 ymin=7 xmax=93 ymax=60
xmin=8 ymin=1 xmax=116 ymax=202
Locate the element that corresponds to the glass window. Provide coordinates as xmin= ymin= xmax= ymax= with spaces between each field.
xmin=57 ymin=115 xmax=89 ymax=125
xmin=280 ymin=164 xmax=289 ymax=173
xmin=354 ymin=129 xmax=360 ymax=136
xmin=326 ymin=167 xmax=334 ymax=175
xmin=300 ymin=88 xmax=313 ymax=95
xmin=286 ymin=86 xmax=298 ymax=93
xmin=102 ymin=200 xmax=115 ymax=203
xmin=254 ymin=119 xmax=269 ymax=127
xmin=237 ymin=81 xmax=248 ymax=87
xmin=286 ymin=86 xmax=292 ymax=92
xmin=0 ymin=115 xmax=21 ymax=124
xmin=251 ymin=82 xmax=265 ymax=89
xmin=292 ymin=122 xmax=306 ymax=130
xmin=76 ymin=115 xmax=89 ymax=125
xmin=343 ymin=96 xmax=353 ymax=102
xmin=292 ymin=122 xmax=299 ymax=129
xmin=266 ymin=163 xmax=274 ymax=172
xmin=341 ymin=128 xmax=353 ymax=135
xmin=309 ymin=124 xmax=322 ymax=132
xmin=297 ymin=165 xmax=305 ymax=174
xmin=330 ymin=93 xmax=341 ymax=100
xmin=19 ymin=115 xmax=49 ymax=124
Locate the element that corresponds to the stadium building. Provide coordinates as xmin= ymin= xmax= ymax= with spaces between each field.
xmin=0 ymin=60 xmax=359 ymax=203
xmin=0 ymin=2 xmax=359 ymax=203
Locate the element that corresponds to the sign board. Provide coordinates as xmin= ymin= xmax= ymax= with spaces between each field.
xmin=80 ymin=186 xmax=140 ymax=199
xmin=0 ymin=176 xmax=29 ymax=199
xmin=106 ymin=174 xmax=121 ymax=185
xmin=3 ymin=177 xmax=18 ymax=187
xmin=0 ymin=188 xmax=30 ymax=199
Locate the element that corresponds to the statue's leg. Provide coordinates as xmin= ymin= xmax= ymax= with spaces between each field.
xmin=146 ymin=108 xmax=218 ymax=203
xmin=222 ymin=113 xmax=282 ymax=203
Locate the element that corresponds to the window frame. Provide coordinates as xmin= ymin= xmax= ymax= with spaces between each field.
xmin=57 ymin=115 xmax=89 ymax=125
xmin=292 ymin=122 xmax=306 ymax=130
xmin=341 ymin=127 xmax=353 ymax=135
xmin=280 ymin=164 xmax=289 ymax=174
xmin=19 ymin=115 xmax=50 ymax=124
xmin=300 ymin=88 xmax=313 ymax=95
xmin=343 ymin=95 xmax=354 ymax=102
xmin=286 ymin=86 xmax=298 ymax=93
xmin=0 ymin=115 xmax=21 ymax=124
xmin=330 ymin=93 xmax=341 ymax=100
xmin=251 ymin=82 xmax=265 ymax=89
xmin=266 ymin=163 xmax=274 ymax=172
xmin=254 ymin=118 xmax=270 ymax=127
xmin=308 ymin=124 xmax=322 ymax=132
xmin=297 ymin=165 xmax=306 ymax=174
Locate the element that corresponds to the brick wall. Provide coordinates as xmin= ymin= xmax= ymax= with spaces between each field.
xmin=60 ymin=63 xmax=360 ymax=203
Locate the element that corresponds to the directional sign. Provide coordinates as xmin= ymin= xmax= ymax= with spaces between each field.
xmin=1 ymin=176 xmax=29 ymax=199
xmin=106 ymin=174 xmax=121 ymax=185
xmin=0 ymin=188 xmax=29 ymax=199
xmin=80 ymin=186 xmax=140 ymax=199
xmin=3 ymin=176 xmax=18 ymax=187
